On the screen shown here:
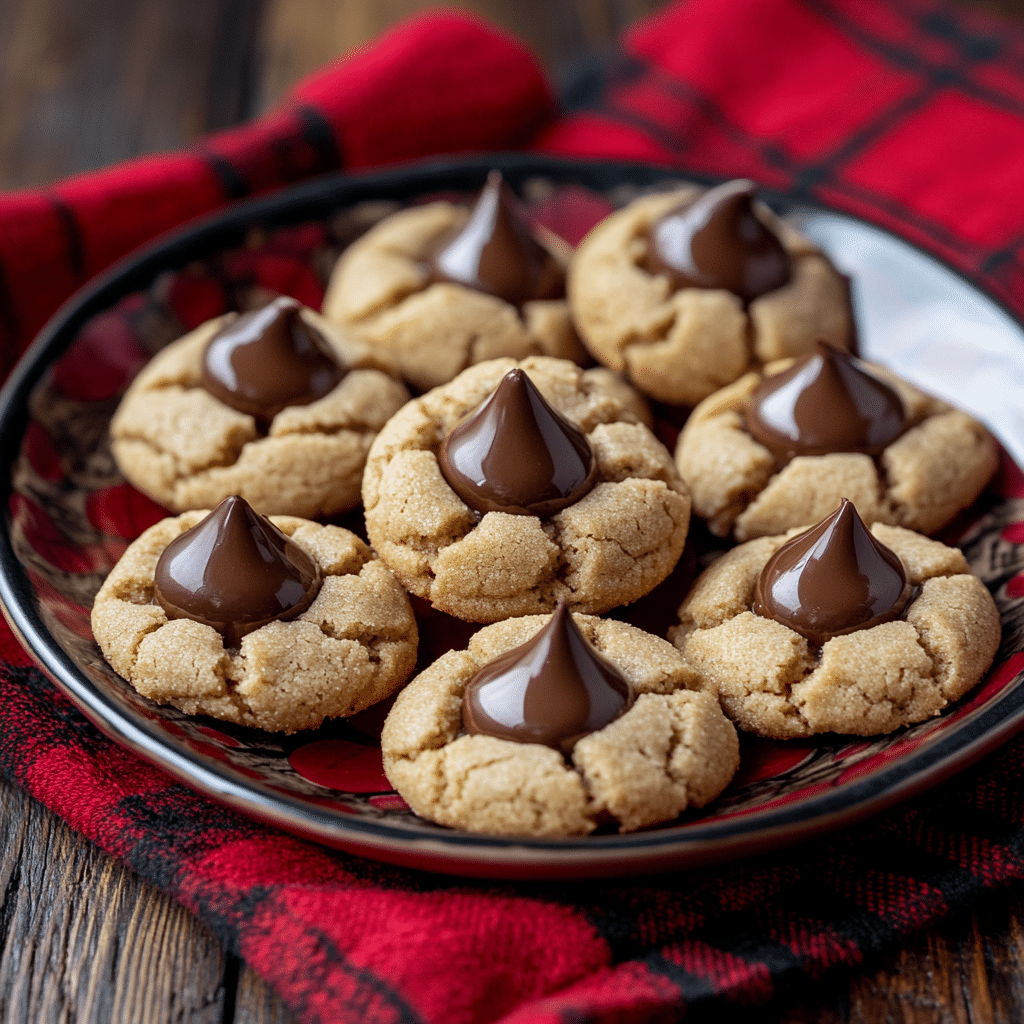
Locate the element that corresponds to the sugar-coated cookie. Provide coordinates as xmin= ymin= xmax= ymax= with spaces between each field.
xmin=669 ymin=503 xmax=1000 ymax=738
xmin=382 ymin=609 xmax=738 ymax=837
xmin=111 ymin=297 xmax=410 ymax=518
xmin=568 ymin=180 xmax=853 ymax=406
xmin=362 ymin=356 xmax=691 ymax=623
xmin=322 ymin=173 xmax=587 ymax=392
xmin=91 ymin=500 xmax=418 ymax=733
xmin=676 ymin=343 xmax=998 ymax=540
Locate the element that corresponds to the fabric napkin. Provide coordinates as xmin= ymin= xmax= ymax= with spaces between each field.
xmin=3 ymin=1 xmax=1024 ymax=1022
xmin=0 ymin=12 xmax=552 ymax=379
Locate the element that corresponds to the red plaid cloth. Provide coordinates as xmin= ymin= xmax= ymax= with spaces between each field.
xmin=3 ymin=2 xmax=1024 ymax=1022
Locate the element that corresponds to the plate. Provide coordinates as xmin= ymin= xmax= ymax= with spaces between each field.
xmin=1 ymin=154 xmax=1024 ymax=880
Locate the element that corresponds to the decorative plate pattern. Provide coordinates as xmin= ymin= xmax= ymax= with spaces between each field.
xmin=2 ymin=155 xmax=1024 ymax=879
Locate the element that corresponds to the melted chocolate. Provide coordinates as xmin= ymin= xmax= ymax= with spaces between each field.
xmin=643 ymin=179 xmax=792 ymax=302
xmin=428 ymin=170 xmax=564 ymax=305
xmin=438 ymin=368 xmax=597 ymax=517
xmin=201 ymin=296 xmax=344 ymax=423
xmin=745 ymin=341 xmax=906 ymax=463
xmin=462 ymin=602 xmax=631 ymax=752
xmin=752 ymin=498 xmax=913 ymax=645
xmin=153 ymin=495 xmax=321 ymax=648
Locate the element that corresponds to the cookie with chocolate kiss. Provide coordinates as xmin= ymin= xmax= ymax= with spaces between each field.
xmin=382 ymin=610 xmax=738 ymax=837
xmin=670 ymin=506 xmax=1000 ymax=738
xmin=110 ymin=297 xmax=409 ymax=518
xmin=323 ymin=172 xmax=587 ymax=391
xmin=91 ymin=501 xmax=418 ymax=734
xmin=362 ymin=355 xmax=690 ymax=623
xmin=676 ymin=344 xmax=998 ymax=540
xmin=569 ymin=179 xmax=854 ymax=406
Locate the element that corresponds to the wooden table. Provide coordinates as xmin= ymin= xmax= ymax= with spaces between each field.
xmin=2 ymin=1 xmax=1024 ymax=1020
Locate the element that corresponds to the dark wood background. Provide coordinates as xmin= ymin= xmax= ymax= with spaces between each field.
xmin=2 ymin=1 xmax=1024 ymax=1021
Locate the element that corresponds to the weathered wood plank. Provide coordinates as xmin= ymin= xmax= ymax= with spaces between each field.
xmin=234 ymin=964 xmax=298 ymax=1024
xmin=0 ymin=0 xmax=263 ymax=191
xmin=0 ymin=777 xmax=226 ymax=1023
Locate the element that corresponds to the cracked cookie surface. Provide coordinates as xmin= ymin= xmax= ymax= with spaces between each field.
xmin=110 ymin=307 xmax=410 ymax=517
xmin=91 ymin=511 xmax=418 ymax=733
xmin=381 ymin=612 xmax=739 ymax=836
xmin=676 ymin=360 xmax=999 ymax=540
xmin=568 ymin=186 xmax=853 ymax=406
xmin=669 ymin=524 xmax=1000 ymax=738
xmin=322 ymin=201 xmax=587 ymax=391
xmin=362 ymin=356 xmax=691 ymax=622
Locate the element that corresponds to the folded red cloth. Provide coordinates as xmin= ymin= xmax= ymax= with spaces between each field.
xmin=539 ymin=0 xmax=1024 ymax=316
xmin=0 ymin=11 xmax=552 ymax=380
xmin=3 ymin=2 xmax=1024 ymax=1024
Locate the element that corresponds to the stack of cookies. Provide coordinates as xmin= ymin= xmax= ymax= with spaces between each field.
xmin=92 ymin=174 xmax=1001 ymax=839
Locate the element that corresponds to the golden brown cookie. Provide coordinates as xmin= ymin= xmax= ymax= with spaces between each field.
xmin=381 ymin=611 xmax=738 ymax=837
xmin=676 ymin=348 xmax=999 ymax=541
xmin=568 ymin=182 xmax=853 ymax=406
xmin=110 ymin=302 xmax=410 ymax=518
xmin=362 ymin=356 xmax=691 ymax=622
xmin=322 ymin=188 xmax=587 ymax=392
xmin=91 ymin=508 xmax=418 ymax=733
xmin=669 ymin=517 xmax=1000 ymax=738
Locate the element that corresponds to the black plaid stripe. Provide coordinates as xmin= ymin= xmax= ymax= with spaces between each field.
xmin=561 ymin=48 xmax=803 ymax=181
xmin=198 ymin=104 xmax=342 ymax=203
xmin=199 ymin=148 xmax=251 ymax=200
xmin=571 ymin=761 xmax=1024 ymax=1008
xmin=45 ymin=192 xmax=86 ymax=285
xmin=561 ymin=0 xmax=1024 ymax=310
xmin=296 ymin=104 xmax=344 ymax=173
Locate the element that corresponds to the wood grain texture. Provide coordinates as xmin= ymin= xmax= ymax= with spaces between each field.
xmin=0 ymin=0 xmax=262 ymax=190
xmin=234 ymin=964 xmax=298 ymax=1024
xmin=0 ymin=777 xmax=227 ymax=1023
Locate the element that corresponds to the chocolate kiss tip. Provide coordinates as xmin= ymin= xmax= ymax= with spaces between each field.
xmin=644 ymin=177 xmax=791 ymax=302
xmin=438 ymin=368 xmax=597 ymax=518
xmin=153 ymin=494 xmax=320 ymax=648
xmin=428 ymin=170 xmax=563 ymax=305
xmin=745 ymin=341 xmax=906 ymax=463
xmin=201 ymin=296 xmax=343 ymax=422
xmin=461 ymin=599 xmax=630 ymax=752
xmin=752 ymin=498 xmax=911 ymax=645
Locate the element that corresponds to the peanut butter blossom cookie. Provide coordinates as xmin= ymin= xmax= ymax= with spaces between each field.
xmin=382 ymin=604 xmax=739 ymax=837
xmin=670 ymin=499 xmax=1000 ymax=739
xmin=676 ymin=341 xmax=999 ymax=540
xmin=568 ymin=179 xmax=854 ymax=406
xmin=110 ymin=296 xmax=410 ymax=517
xmin=322 ymin=171 xmax=587 ymax=391
xmin=91 ymin=496 xmax=419 ymax=733
xmin=362 ymin=355 xmax=691 ymax=622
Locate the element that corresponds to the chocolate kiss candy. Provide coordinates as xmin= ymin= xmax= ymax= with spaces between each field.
xmin=644 ymin=178 xmax=792 ymax=302
xmin=745 ymin=341 xmax=906 ymax=463
xmin=752 ymin=498 xmax=913 ymax=645
xmin=153 ymin=495 xmax=321 ymax=648
xmin=429 ymin=170 xmax=564 ymax=305
xmin=201 ymin=296 xmax=344 ymax=423
xmin=438 ymin=368 xmax=597 ymax=517
xmin=462 ymin=601 xmax=631 ymax=753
